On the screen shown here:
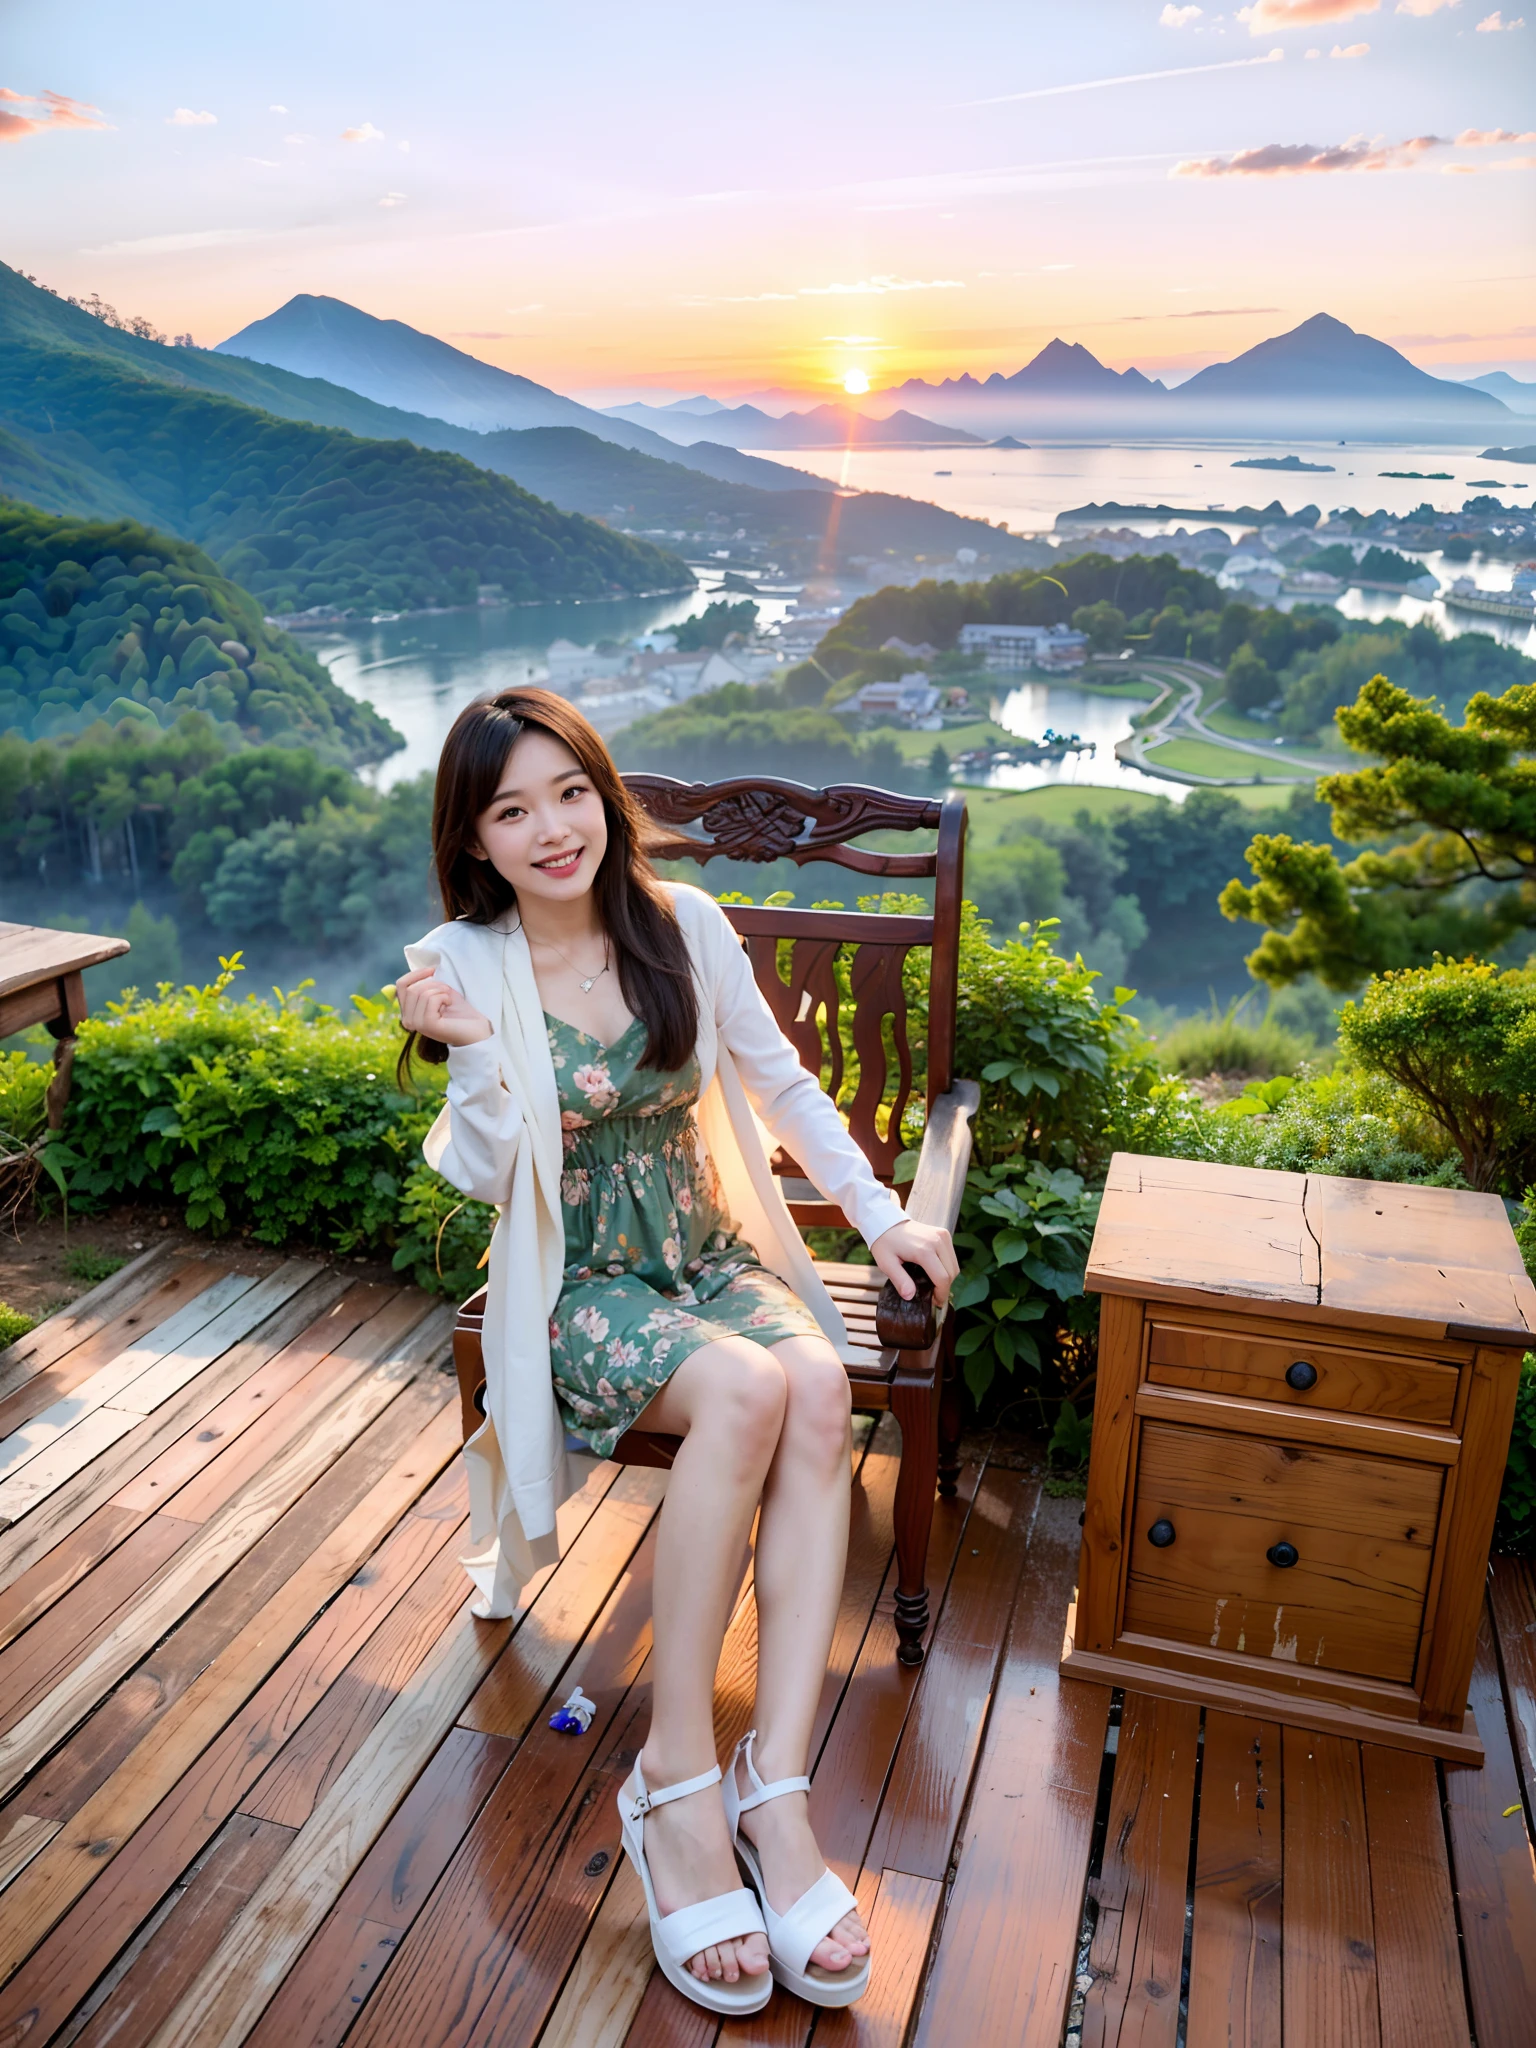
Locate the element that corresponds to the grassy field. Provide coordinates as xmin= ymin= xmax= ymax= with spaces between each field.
xmin=1142 ymin=736 xmax=1307 ymax=781
xmin=959 ymin=778 xmax=1291 ymax=841
xmin=889 ymin=718 xmax=1010 ymax=760
xmin=1074 ymin=672 xmax=1166 ymax=701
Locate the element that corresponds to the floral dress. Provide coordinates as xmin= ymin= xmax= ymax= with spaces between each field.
xmin=546 ymin=1011 xmax=823 ymax=1458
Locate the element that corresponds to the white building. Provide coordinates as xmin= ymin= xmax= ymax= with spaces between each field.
xmin=545 ymin=638 xmax=628 ymax=688
xmin=956 ymin=622 xmax=1088 ymax=672
xmin=848 ymin=675 xmax=943 ymax=725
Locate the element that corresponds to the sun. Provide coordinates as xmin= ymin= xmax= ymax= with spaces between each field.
xmin=842 ymin=368 xmax=869 ymax=396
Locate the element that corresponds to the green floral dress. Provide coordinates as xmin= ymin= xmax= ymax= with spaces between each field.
xmin=545 ymin=1012 xmax=823 ymax=1458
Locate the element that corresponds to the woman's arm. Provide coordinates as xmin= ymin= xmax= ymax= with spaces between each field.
xmin=708 ymin=904 xmax=956 ymax=1302
xmin=396 ymin=957 xmax=523 ymax=1206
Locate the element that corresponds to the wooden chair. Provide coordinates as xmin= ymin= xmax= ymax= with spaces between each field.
xmin=452 ymin=773 xmax=979 ymax=1664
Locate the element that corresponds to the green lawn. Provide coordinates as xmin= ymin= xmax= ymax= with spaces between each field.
xmin=890 ymin=718 xmax=1010 ymax=760
xmin=961 ymin=777 xmax=1295 ymax=839
xmin=1144 ymin=736 xmax=1306 ymax=781
xmin=1074 ymin=672 xmax=1165 ymax=702
xmin=1201 ymin=700 xmax=1284 ymax=743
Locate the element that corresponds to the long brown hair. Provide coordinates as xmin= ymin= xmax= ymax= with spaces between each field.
xmin=399 ymin=688 xmax=698 ymax=1082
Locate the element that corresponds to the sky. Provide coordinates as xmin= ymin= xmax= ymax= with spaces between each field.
xmin=4 ymin=0 xmax=1533 ymax=403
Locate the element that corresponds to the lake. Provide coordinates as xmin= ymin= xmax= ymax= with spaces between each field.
xmin=316 ymin=436 xmax=1534 ymax=789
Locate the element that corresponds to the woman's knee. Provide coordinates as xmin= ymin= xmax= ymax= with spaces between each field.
xmin=777 ymin=1341 xmax=852 ymax=1463
xmin=696 ymin=1338 xmax=788 ymax=1446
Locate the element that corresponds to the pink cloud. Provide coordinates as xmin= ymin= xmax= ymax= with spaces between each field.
xmin=1475 ymin=8 xmax=1524 ymax=21
xmin=1331 ymin=38 xmax=1372 ymax=50
xmin=0 ymin=87 xmax=107 ymax=141
xmin=1174 ymin=133 xmax=1446 ymax=175
xmin=1240 ymin=0 xmax=1378 ymax=29
xmin=1456 ymin=125 xmax=1536 ymax=142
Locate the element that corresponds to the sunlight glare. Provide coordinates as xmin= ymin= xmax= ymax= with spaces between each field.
xmin=842 ymin=368 xmax=869 ymax=396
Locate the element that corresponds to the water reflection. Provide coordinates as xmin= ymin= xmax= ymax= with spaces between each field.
xmin=318 ymin=580 xmax=797 ymax=787
xmin=978 ymin=683 xmax=1195 ymax=802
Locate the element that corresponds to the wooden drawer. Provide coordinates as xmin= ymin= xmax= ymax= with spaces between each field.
xmin=1122 ymin=1420 xmax=1444 ymax=1684
xmin=1146 ymin=1319 xmax=1459 ymax=1426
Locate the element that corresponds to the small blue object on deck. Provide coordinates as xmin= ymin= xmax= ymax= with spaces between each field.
xmin=549 ymin=1685 xmax=596 ymax=1734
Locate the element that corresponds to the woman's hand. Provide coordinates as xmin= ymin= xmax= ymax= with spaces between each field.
xmin=869 ymin=1218 xmax=959 ymax=1307
xmin=394 ymin=966 xmax=494 ymax=1047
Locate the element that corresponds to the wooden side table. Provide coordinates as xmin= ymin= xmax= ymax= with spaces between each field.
xmin=0 ymin=922 xmax=130 ymax=1126
xmin=1060 ymin=1152 xmax=1535 ymax=1763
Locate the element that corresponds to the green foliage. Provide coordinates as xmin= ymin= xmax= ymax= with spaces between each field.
xmin=1071 ymin=601 xmax=1126 ymax=654
xmin=0 ymin=504 xmax=397 ymax=756
xmin=1278 ymin=616 xmax=1529 ymax=742
xmin=63 ymin=1244 xmax=127 ymax=1285
xmin=1225 ymin=644 xmax=1276 ymax=713
xmin=0 ymin=1303 xmax=34 ymax=1347
xmin=826 ymin=553 xmax=1224 ymax=656
xmin=615 ymin=688 xmax=905 ymax=787
xmin=1223 ymin=672 xmax=1536 ymax=988
xmin=1160 ymin=1066 xmax=1464 ymax=1185
xmin=0 ymin=1050 xmax=50 ymax=1148
xmin=390 ymin=1155 xmax=498 ymax=1301
xmin=1048 ymin=1399 xmax=1093 ymax=1472
xmin=58 ymin=961 xmax=430 ymax=1248
xmin=946 ymin=1159 xmax=1100 ymax=1404
xmin=1334 ymin=959 xmax=1536 ymax=1193
xmin=672 ymin=599 xmax=758 ymax=650
xmin=1495 ymin=1354 xmax=1536 ymax=1555
xmin=1304 ymin=543 xmax=1424 ymax=585
xmin=1151 ymin=994 xmax=1313 ymax=1079
xmin=0 ymin=342 xmax=690 ymax=617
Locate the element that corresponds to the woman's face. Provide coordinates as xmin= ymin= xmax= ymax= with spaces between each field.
xmin=469 ymin=726 xmax=610 ymax=907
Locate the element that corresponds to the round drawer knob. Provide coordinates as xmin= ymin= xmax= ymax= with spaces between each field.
xmin=1266 ymin=1540 xmax=1300 ymax=1569
xmin=1147 ymin=1518 xmax=1177 ymax=1548
xmin=1285 ymin=1360 xmax=1318 ymax=1391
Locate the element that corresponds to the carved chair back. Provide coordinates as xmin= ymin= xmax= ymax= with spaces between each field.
xmin=625 ymin=774 xmax=966 ymax=1224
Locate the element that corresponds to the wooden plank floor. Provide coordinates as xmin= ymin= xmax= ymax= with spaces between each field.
xmin=1 ymin=1245 xmax=1535 ymax=2048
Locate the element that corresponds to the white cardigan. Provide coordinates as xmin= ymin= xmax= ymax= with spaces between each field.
xmin=403 ymin=882 xmax=906 ymax=1619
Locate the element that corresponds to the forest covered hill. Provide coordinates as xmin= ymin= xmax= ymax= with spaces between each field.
xmin=0 ymin=340 xmax=690 ymax=615
xmin=0 ymin=504 xmax=398 ymax=756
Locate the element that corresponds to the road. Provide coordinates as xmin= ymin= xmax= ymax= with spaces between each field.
xmin=1105 ymin=659 xmax=1335 ymax=788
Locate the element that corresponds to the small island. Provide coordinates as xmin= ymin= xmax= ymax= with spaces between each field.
xmin=1232 ymin=454 xmax=1334 ymax=473
xmin=989 ymin=435 xmax=1030 ymax=450
xmin=1379 ymin=470 xmax=1453 ymax=480
xmin=1481 ymin=445 xmax=1536 ymax=465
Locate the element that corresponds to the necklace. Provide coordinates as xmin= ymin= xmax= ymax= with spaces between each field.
xmin=539 ymin=936 xmax=610 ymax=994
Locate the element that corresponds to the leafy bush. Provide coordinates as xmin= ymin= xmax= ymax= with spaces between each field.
xmin=1336 ymin=959 xmax=1536 ymax=1194
xmin=1157 ymin=1067 xmax=1462 ymax=1184
xmin=1151 ymin=994 xmax=1314 ymax=1079
xmin=0 ymin=1302 xmax=34 ymax=1347
xmin=1497 ymin=1354 xmax=1536 ymax=1556
xmin=57 ymin=959 xmax=427 ymax=1251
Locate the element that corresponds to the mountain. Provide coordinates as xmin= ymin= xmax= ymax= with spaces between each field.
xmin=0 ymin=270 xmax=1035 ymax=584
xmin=600 ymin=399 xmax=982 ymax=449
xmin=853 ymin=316 xmax=1511 ymax=442
xmin=1172 ymin=314 xmax=1506 ymax=427
xmin=1463 ymin=371 xmax=1536 ymax=415
xmin=0 ymin=269 xmax=691 ymax=617
xmin=215 ymin=295 xmax=820 ymax=490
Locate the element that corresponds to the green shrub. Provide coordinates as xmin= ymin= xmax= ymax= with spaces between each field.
xmin=63 ymin=1245 xmax=127 ymax=1286
xmin=1337 ymin=958 xmax=1536 ymax=1193
xmin=58 ymin=958 xmax=434 ymax=1253
xmin=1152 ymin=994 xmax=1313 ymax=1079
xmin=1497 ymin=1355 xmax=1536 ymax=1556
xmin=0 ymin=1302 xmax=35 ymax=1347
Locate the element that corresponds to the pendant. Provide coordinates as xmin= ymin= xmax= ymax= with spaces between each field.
xmin=579 ymin=976 xmax=596 ymax=993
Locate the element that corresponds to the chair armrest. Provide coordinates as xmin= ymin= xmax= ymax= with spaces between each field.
xmin=874 ymin=1082 xmax=979 ymax=1351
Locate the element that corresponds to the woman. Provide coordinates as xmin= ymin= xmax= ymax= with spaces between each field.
xmin=395 ymin=688 xmax=955 ymax=2017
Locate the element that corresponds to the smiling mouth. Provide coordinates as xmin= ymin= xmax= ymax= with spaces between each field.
xmin=534 ymin=848 xmax=583 ymax=875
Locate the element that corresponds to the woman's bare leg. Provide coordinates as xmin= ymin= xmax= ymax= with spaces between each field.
xmin=736 ymin=1334 xmax=870 ymax=1974
xmin=628 ymin=1335 xmax=785 ymax=1986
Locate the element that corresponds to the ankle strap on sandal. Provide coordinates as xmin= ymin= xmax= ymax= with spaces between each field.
xmin=626 ymin=1759 xmax=722 ymax=1819
xmin=733 ymin=1729 xmax=811 ymax=1813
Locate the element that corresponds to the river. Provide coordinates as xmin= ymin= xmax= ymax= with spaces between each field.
xmin=315 ymin=437 xmax=1533 ymax=790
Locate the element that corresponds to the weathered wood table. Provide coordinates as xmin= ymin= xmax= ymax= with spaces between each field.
xmin=0 ymin=920 xmax=129 ymax=1125
xmin=1062 ymin=1151 xmax=1535 ymax=1762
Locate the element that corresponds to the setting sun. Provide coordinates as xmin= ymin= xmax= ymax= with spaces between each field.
xmin=842 ymin=368 xmax=869 ymax=396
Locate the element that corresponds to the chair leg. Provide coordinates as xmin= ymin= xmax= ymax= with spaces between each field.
xmin=889 ymin=1367 xmax=941 ymax=1667
xmin=937 ymin=1328 xmax=963 ymax=1500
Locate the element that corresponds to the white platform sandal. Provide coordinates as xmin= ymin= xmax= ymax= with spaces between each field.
xmin=723 ymin=1730 xmax=871 ymax=2009
xmin=617 ymin=1753 xmax=772 ymax=2016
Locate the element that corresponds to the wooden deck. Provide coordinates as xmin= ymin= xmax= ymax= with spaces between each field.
xmin=0 ymin=1246 xmax=1533 ymax=2047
